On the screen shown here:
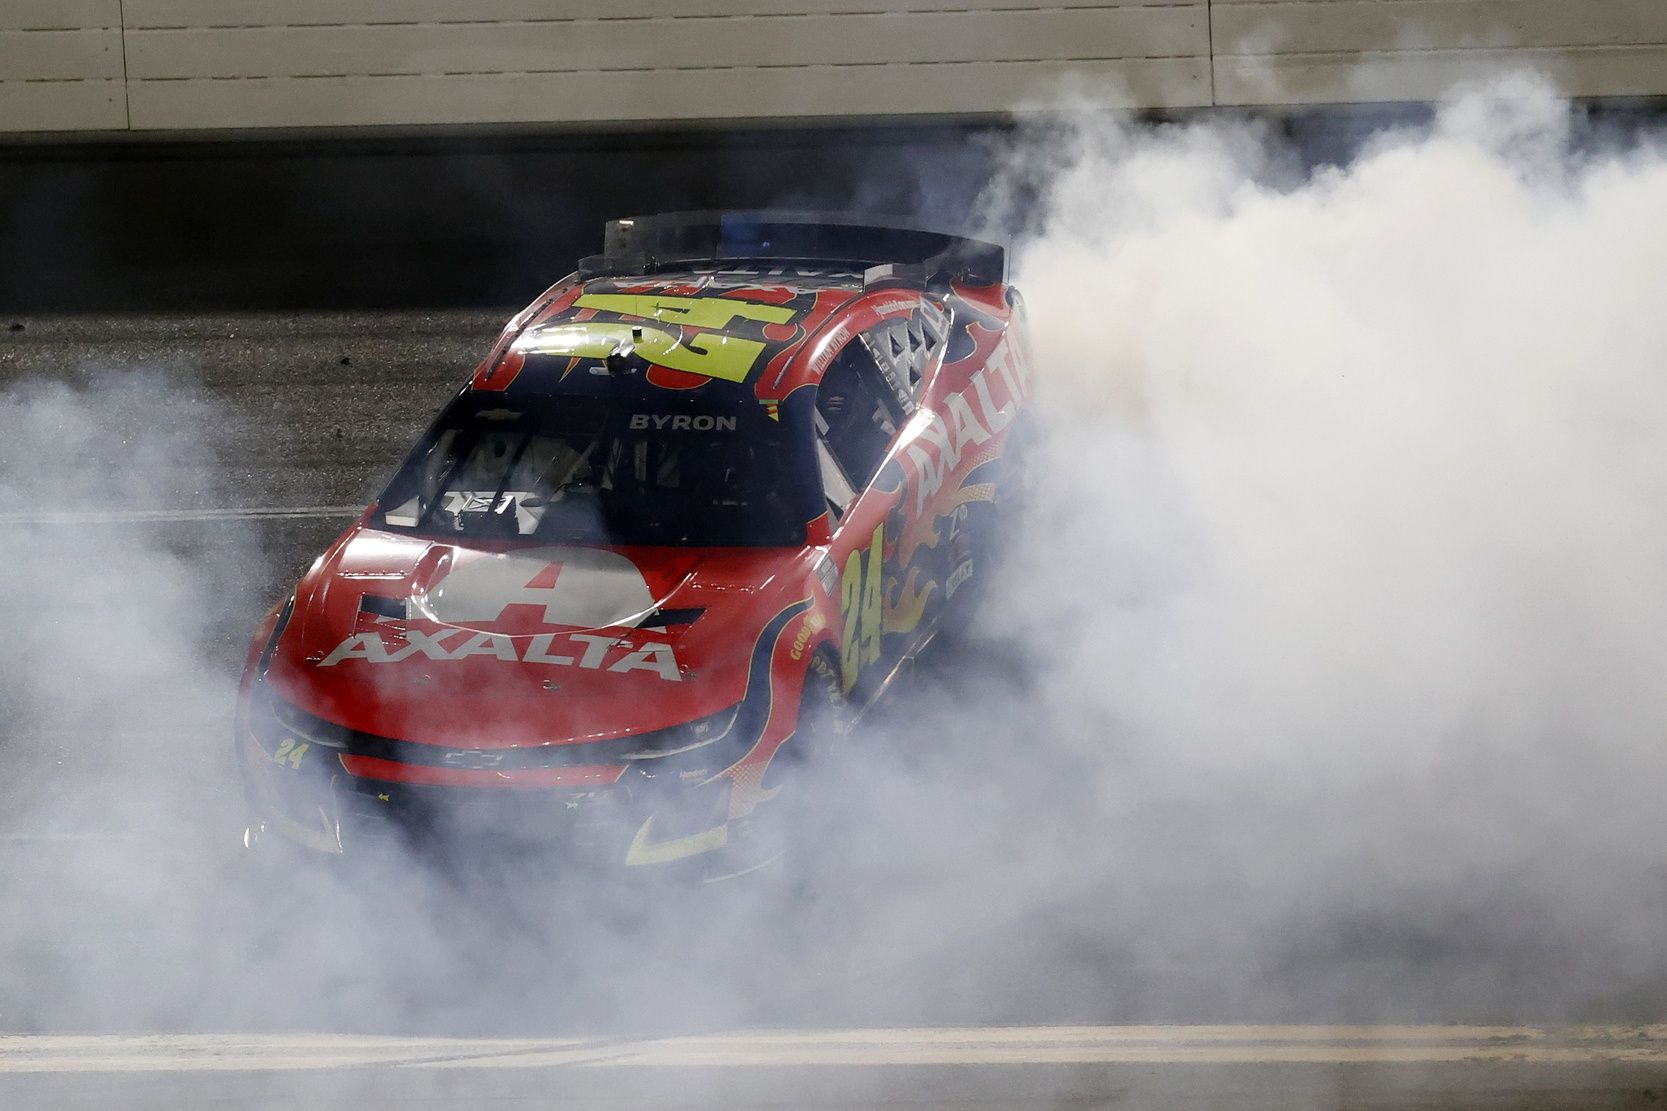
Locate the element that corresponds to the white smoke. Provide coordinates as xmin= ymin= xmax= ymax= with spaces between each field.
xmin=975 ymin=74 xmax=1667 ymax=1015
xmin=0 ymin=373 xmax=257 ymax=1029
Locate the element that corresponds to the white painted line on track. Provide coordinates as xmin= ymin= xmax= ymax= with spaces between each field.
xmin=8 ymin=1027 xmax=1667 ymax=1074
xmin=0 ymin=1036 xmax=587 ymax=1074
xmin=0 ymin=505 xmax=363 ymax=526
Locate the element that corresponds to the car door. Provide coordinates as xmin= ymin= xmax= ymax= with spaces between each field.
xmin=814 ymin=321 xmax=930 ymax=702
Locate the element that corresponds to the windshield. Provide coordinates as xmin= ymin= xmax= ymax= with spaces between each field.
xmin=377 ymin=393 xmax=805 ymax=546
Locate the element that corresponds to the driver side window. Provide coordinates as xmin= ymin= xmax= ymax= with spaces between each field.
xmin=815 ymin=335 xmax=904 ymax=518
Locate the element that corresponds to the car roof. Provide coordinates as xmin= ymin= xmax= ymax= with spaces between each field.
xmin=494 ymin=267 xmax=872 ymax=403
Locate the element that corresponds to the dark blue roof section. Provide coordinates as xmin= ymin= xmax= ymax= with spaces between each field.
xmin=579 ymin=211 xmax=1006 ymax=288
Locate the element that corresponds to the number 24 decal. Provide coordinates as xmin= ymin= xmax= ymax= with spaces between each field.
xmin=839 ymin=523 xmax=884 ymax=691
xmin=272 ymin=738 xmax=309 ymax=770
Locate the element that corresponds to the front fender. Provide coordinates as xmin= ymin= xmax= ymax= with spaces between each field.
xmin=719 ymin=599 xmax=840 ymax=820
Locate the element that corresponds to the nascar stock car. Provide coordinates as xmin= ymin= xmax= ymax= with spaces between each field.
xmin=236 ymin=211 xmax=1033 ymax=881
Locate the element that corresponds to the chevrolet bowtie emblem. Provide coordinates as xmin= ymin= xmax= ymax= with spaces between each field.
xmin=440 ymin=749 xmax=505 ymax=768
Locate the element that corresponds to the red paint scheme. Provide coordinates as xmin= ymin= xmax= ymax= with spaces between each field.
xmin=236 ymin=242 xmax=1031 ymax=872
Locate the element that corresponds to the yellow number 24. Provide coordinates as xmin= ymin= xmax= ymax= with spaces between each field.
xmin=839 ymin=523 xmax=885 ymax=691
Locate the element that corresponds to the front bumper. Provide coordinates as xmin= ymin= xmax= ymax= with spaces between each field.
xmin=235 ymin=683 xmax=753 ymax=874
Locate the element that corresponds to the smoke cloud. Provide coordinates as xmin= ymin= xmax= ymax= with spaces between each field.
xmin=980 ymin=74 xmax=1667 ymax=1019
xmin=4 ymin=76 xmax=1667 ymax=1076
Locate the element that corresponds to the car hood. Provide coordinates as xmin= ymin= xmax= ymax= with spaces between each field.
xmin=267 ymin=525 xmax=811 ymax=749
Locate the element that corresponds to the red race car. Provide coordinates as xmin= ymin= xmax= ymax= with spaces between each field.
xmin=236 ymin=212 xmax=1033 ymax=880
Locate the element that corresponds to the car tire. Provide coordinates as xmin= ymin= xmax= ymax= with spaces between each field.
xmin=796 ymin=651 xmax=849 ymax=763
xmin=934 ymin=418 xmax=1036 ymax=650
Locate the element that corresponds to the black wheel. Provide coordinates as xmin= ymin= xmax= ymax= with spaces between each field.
xmin=935 ymin=420 xmax=1036 ymax=649
xmin=761 ymin=651 xmax=847 ymax=791
xmin=795 ymin=651 xmax=849 ymax=764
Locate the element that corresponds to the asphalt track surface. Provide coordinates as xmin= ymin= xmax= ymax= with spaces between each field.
xmin=6 ymin=313 xmax=1667 ymax=1108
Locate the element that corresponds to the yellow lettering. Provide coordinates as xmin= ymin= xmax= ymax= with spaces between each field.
xmin=527 ymin=294 xmax=797 ymax=384
xmin=860 ymin=525 xmax=884 ymax=671
xmin=840 ymin=555 xmax=863 ymax=689
xmin=272 ymin=738 xmax=309 ymax=770
xmin=838 ymin=523 xmax=886 ymax=691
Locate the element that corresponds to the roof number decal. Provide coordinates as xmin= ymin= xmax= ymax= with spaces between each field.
xmin=513 ymin=293 xmax=801 ymax=385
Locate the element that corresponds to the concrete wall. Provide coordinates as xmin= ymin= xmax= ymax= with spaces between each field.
xmin=3 ymin=1 xmax=1665 ymax=133
xmin=0 ymin=1 xmax=126 ymax=131
xmin=1213 ymin=0 xmax=1667 ymax=106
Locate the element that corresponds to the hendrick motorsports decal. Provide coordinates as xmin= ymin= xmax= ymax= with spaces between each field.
xmin=419 ymin=546 xmax=656 ymax=629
